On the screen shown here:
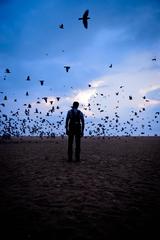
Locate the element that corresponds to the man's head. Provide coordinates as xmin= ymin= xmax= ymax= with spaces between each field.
xmin=72 ymin=101 xmax=79 ymax=109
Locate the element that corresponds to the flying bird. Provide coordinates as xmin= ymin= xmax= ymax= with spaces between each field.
xmin=59 ymin=24 xmax=64 ymax=29
xmin=152 ymin=57 xmax=156 ymax=61
xmin=42 ymin=97 xmax=48 ymax=103
xmin=39 ymin=80 xmax=44 ymax=86
xmin=50 ymin=106 xmax=55 ymax=113
xmin=26 ymin=76 xmax=31 ymax=81
xmin=109 ymin=64 xmax=112 ymax=68
xmin=78 ymin=9 xmax=90 ymax=29
xmin=64 ymin=66 xmax=70 ymax=72
xmin=5 ymin=68 xmax=11 ymax=73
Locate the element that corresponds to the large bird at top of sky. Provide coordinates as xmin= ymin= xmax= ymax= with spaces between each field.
xmin=78 ymin=9 xmax=90 ymax=29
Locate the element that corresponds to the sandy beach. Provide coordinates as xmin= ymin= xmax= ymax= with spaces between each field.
xmin=0 ymin=136 xmax=160 ymax=239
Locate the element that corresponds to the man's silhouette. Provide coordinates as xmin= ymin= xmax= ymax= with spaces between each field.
xmin=65 ymin=101 xmax=84 ymax=162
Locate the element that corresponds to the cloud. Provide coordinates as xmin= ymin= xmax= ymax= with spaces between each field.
xmin=55 ymin=49 xmax=160 ymax=119
xmin=90 ymin=79 xmax=106 ymax=88
xmin=139 ymin=84 xmax=160 ymax=96
xmin=73 ymin=89 xmax=96 ymax=105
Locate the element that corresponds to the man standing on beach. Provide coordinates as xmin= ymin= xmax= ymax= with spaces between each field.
xmin=65 ymin=101 xmax=84 ymax=162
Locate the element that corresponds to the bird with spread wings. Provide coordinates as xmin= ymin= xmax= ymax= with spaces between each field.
xmin=78 ymin=9 xmax=90 ymax=29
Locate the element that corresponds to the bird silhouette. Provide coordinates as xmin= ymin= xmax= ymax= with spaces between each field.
xmin=78 ymin=9 xmax=90 ymax=29
xmin=109 ymin=64 xmax=112 ymax=68
xmin=5 ymin=68 xmax=11 ymax=73
xmin=50 ymin=106 xmax=55 ymax=113
xmin=39 ymin=80 xmax=44 ymax=86
xmin=64 ymin=66 xmax=70 ymax=72
xmin=59 ymin=24 xmax=64 ymax=29
xmin=42 ymin=97 xmax=48 ymax=103
xmin=26 ymin=76 xmax=31 ymax=81
xmin=152 ymin=57 xmax=156 ymax=61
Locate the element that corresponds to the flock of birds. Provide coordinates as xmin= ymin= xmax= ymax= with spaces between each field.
xmin=0 ymin=10 xmax=159 ymax=138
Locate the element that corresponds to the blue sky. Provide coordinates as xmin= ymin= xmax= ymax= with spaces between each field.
xmin=0 ymin=0 xmax=160 ymax=136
